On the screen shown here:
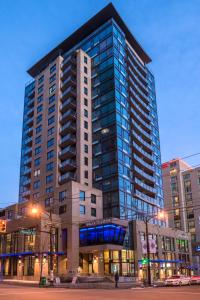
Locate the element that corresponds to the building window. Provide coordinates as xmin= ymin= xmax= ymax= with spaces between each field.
xmin=84 ymin=132 xmax=88 ymax=141
xmin=84 ymin=98 xmax=88 ymax=106
xmin=49 ymin=73 xmax=56 ymax=84
xmin=80 ymin=191 xmax=85 ymax=201
xmin=48 ymin=115 xmax=55 ymax=125
xmin=48 ymin=105 xmax=55 ymax=115
xmin=84 ymin=170 xmax=88 ymax=179
xmin=36 ymin=114 xmax=42 ymax=124
xmin=34 ymin=157 xmax=41 ymax=166
xmin=184 ymin=180 xmax=192 ymax=193
xmin=48 ymin=127 xmax=55 ymax=136
xmin=59 ymin=190 xmax=67 ymax=202
xmin=49 ymin=84 xmax=56 ymax=94
xmin=84 ymin=157 xmax=88 ymax=166
xmin=47 ymin=138 xmax=54 ymax=148
xmin=84 ymin=77 xmax=88 ymax=84
xmin=37 ymin=95 xmax=43 ymax=104
xmin=47 ymin=150 xmax=54 ymax=160
xmin=91 ymin=207 xmax=96 ymax=217
xmin=84 ymin=56 xmax=87 ymax=64
xmin=35 ymin=146 xmax=41 ymax=155
xmin=33 ymin=192 xmax=40 ymax=199
xmin=33 ymin=180 xmax=40 ymax=189
xmin=91 ymin=194 xmax=96 ymax=204
xmin=80 ymin=205 xmax=85 ymax=215
xmin=46 ymin=162 xmax=53 ymax=171
xmin=37 ymin=104 xmax=43 ymax=113
xmin=84 ymin=144 xmax=88 ymax=153
xmin=38 ymin=85 xmax=43 ymax=94
xmin=50 ymin=64 xmax=56 ymax=74
xmin=7 ymin=210 xmax=13 ymax=219
xmin=34 ymin=169 xmax=40 ymax=177
xmin=38 ymin=75 xmax=44 ymax=85
xmin=84 ymin=87 xmax=88 ymax=95
xmin=49 ymin=94 xmax=55 ymax=104
xmin=35 ymin=135 xmax=41 ymax=144
xmin=84 ymin=66 xmax=87 ymax=74
xmin=84 ymin=109 xmax=88 ymax=118
xmin=84 ymin=121 xmax=88 ymax=129
xmin=59 ymin=205 xmax=67 ymax=214
xmin=46 ymin=186 xmax=53 ymax=194
xmin=45 ymin=197 xmax=53 ymax=207
xmin=35 ymin=125 xmax=42 ymax=134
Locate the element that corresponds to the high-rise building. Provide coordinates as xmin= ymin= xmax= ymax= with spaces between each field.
xmin=19 ymin=3 xmax=163 ymax=222
xmin=162 ymin=158 xmax=200 ymax=273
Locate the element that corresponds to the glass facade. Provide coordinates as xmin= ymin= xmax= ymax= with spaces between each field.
xmin=62 ymin=19 xmax=164 ymax=222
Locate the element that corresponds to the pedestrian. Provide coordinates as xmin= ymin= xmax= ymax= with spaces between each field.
xmin=114 ymin=270 xmax=119 ymax=288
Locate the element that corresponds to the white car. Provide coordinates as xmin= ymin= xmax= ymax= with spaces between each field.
xmin=165 ymin=275 xmax=191 ymax=286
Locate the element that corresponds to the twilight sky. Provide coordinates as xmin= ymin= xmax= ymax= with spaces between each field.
xmin=0 ymin=0 xmax=200 ymax=206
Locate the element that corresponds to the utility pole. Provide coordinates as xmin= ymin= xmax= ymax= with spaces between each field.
xmin=145 ymin=218 xmax=151 ymax=286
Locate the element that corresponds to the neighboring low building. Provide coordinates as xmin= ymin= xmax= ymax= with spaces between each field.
xmin=132 ymin=220 xmax=192 ymax=282
xmin=162 ymin=158 xmax=200 ymax=274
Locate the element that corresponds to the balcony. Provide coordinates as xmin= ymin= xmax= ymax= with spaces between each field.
xmin=59 ymin=159 xmax=76 ymax=172
xmin=133 ymin=153 xmax=154 ymax=172
xmin=130 ymin=98 xmax=151 ymax=122
xmin=21 ymin=190 xmax=31 ymax=197
xmin=59 ymin=172 xmax=76 ymax=184
xmin=60 ymin=76 xmax=76 ymax=92
xmin=60 ymin=121 xmax=76 ymax=136
xmin=134 ymin=189 xmax=156 ymax=205
xmin=129 ymin=86 xmax=149 ymax=113
xmin=134 ymin=177 xmax=156 ymax=194
xmin=27 ymin=89 xmax=35 ymax=99
xmin=25 ymin=116 xmax=34 ymax=127
xmin=61 ymin=56 xmax=76 ymax=71
xmin=27 ymin=98 xmax=34 ymax=108
xmin=24 ymin=147 xmax=32 ymax=156
xmin=24 ymin=137 xmax=32 ymax=147
xmin=132 ymin=141 xmax=153 ymax=162
xmin=60 ymin=97 xmax=76 ymax=111
xmin=23 ymin=157 xmax=32 ymax=166
xmin=59 ymin=109 xmax=76 ymax=124
xmin=132 ymin=131 xmax=153 ymax=152
xmin=59 ymin=133 xmax=76 ymax=148
xmin=24 ymin=127 xmax=33 ymax=137
xmin=132 ymin=120 xmax=151 ymax=142
xmin=27 ymin=107 xmax=34 ymax=117
xmin=128 ymin=66 xmax=148 ymax=94
xmin=133 ymin=165 xmax=155 ymax=183
xmin=60 ymin=64 xmax=76 ymax=81
xmin=23 ymin=179 xmax=31 ymax=187
xmin=60 ymin=86 xmax=76 ymax=102
xmin=23 ymin=168 xmax=31 ymax=176
xmin=127 ymin=56 xmax=147 ymax=85
xmin=59 ymin=145 xmax=76 ymax=159
xmin=127 ymin=47 xmax=147 ymax=77
xmin=131 ymin=107 xmax=151 ymax=131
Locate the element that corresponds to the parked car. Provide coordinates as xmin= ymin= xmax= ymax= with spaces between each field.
xmin=165 ymin=275 xmax=191 ymax=286
xmin=190 ymin=276 xmax=200 ymax=285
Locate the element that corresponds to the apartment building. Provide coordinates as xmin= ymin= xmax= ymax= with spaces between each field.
xmin=19 ymin=3 xmax=164 ymax=223
xmin=162 ymin=158 xmax=200 ymax=273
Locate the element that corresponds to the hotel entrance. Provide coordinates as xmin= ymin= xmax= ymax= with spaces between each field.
xmin=79 ymin=249 xmax=135 ymax=276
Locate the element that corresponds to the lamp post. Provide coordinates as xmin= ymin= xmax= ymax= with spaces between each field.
xmin=144 ymin=210 xmax=167 ymax=286
xmin=30 ymin=206 xmax=54 ymax=285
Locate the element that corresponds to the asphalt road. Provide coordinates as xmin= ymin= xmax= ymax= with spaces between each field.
xmin=0 ymin=284 xmax=200 ymax=300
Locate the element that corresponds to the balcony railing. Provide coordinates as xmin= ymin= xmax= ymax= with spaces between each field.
xmin=132 ymin=120 xmax=151 ymax=141
xmin=59 ymin=146 xmax=76 ymax=159
xmin=135 ymin=177 xmax=156 ymax=194
xmin=134 ymin=189 xmax=156 ymax=205
xmin=132 ymin=141 xmax=153 ymax=161
xmin=59 ymin=109 xmax=76 ymax=124
xmin=133 ymin=153 xmax=154 ymax=172
xmin=59 ymin=121 xmax=76 ymax=135
xmin=59 ymin=133 xmax=76 ymax=147
xmin=59 ymin=172 xmax=76 ymax=184
xmin=132 ymin=131 xmax=153 ymax=151
xmin=60 ymin=86 xmax=76 ymax=101
xmin=133 ymin=165 xmax=155 ymax=183
xmin=59 ymin=159 xmax=76 ymax=171
xmin=60 ymin=97 xmax=76 ymax=110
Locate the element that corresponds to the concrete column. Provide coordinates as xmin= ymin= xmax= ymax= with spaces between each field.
xmin=98 ymin=251 xmax=104 ymax=276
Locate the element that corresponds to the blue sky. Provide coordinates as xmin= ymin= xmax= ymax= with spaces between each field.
xmin=0 ymin=0 xmax=200 ymax=206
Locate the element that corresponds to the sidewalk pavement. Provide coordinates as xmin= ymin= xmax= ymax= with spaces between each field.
xmin=0 ymin=279 xmax=143 ymax=289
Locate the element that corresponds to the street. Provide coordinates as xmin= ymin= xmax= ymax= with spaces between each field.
xmin=0 ymin=285 xmax=200 ymax=300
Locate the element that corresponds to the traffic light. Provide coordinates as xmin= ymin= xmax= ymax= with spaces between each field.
xmin=142 ymin=257 xmax=149 ymax=265
xmin=0 ymin=220 xmax=6 ymax=233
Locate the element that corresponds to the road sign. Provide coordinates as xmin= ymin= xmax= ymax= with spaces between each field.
xmin=20 ymin=229 xmax=36 ymax=235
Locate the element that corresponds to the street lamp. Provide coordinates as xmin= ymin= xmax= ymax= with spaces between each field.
xmin=144 ymin=210 xmax=167 ymax=286
xmin=30 ymin=206 xmax=54 ymax=285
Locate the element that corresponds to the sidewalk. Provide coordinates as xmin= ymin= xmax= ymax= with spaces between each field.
xmin=0 ymin=279 xmax=143 ymax=289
